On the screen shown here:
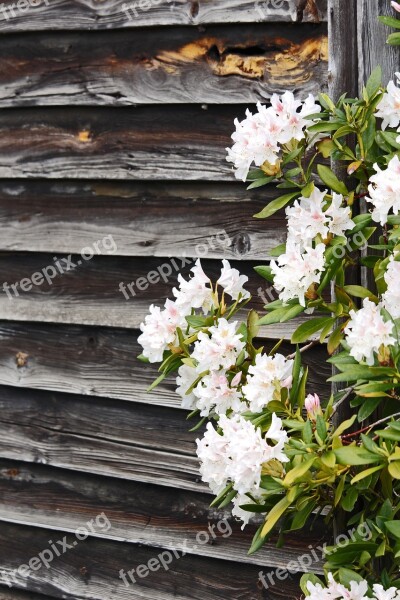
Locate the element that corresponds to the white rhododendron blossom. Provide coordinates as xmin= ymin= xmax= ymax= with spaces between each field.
xmin=226 ymin=93 xmax=321 ymax=181
xmin=195 ymin=370 xmax=243 ymax=416
xmin=242 ymin=353 xmax=294 ymax=413
xmin=196 ymin=413 xmax=288 ymax=526
xmin=325 ymin=193 xmax=355 ymax=237
xmin=176 ymin=364 xmax=199 ymax=410
xmin=286 ymin=189 xmax=354 ymax=248
xmin=286 ymin=188 xmax=330 ymax=247
xmin=376 ymin=72 xmax=400 ymax=131
xmin=271 ymin=241 xmax=326 ymax=306
xmin=173 ymin=259 xmax=214 ymax=315
xmin=218 ymin=259 xmax=250 ymax=300
xmin=367 ymin=156 xmax=400 ymax=225
xmin=191 ymin=318 xmax=246 ymax=373
xmin=138 ymin=299 xmax=186 ymax=363
xmin=344 ymin=298 xmax=396 ymax=366
xmin=393 ymin=1 xmax=400 ymax=13
xmin=306 ymin=573 xmax=400 ymax=600
xmin=383 ymin=257 xmax=400 ymax=318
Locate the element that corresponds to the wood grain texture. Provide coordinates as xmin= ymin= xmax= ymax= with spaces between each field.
xmin=357 ymin=0 xmax=400 ymax=89
xmin=0 ymin=26 xmax=328 ymax=106
xmin=0 ymin=323 xmax=331 ymax=408
xmin=0 ymin=106 xmax=245 ymax=181
xmin=0 ymin=0 xmax=327 ymax=33
xmin=0 ymin=521 xmax=305 ymax=600
xmin=0 ymin=180 xmax=285 ymax=259
xmin=0 ymin=590 xmax=52 ymax=600
xmin=0 ymin=252 xmax=314 ymax=340
xmin=0 ymin=459 xmax=326 ymax=571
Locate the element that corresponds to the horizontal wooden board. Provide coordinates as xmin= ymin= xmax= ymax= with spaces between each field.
xmin=0 ymin=0 xmax=327 ymax=33
xmin=0 ymin=105 xmax=324 ymax=181
xmin=0 ymin=520 xmax=308 ymax=600
xmin=0 ymin=590 xmax=53 ymax=600
xmin=0 ymin=25 xmax=327 ymax=106
xmin=0 ymin=180 xmax=285 ymax=259
xmin=0 ymin=253 xmax=312 ymax=340
xmin=0 ymin=459 xmax=326 ymax=571
xmin=0 ymin=323 xmax=331 ymax=408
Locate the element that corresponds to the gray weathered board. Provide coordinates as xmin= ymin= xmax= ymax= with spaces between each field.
xmin=0 ymin=0 xmax=386 ymax=599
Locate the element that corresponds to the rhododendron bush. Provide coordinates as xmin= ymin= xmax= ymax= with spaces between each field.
xmin=138 ymin=16 xmax=400 ymax=598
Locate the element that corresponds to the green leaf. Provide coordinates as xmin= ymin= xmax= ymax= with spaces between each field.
xmin=358 ymin=397 xmax=382 ymax=421
xmin=387 ymin=32 xmax=400 ymax=45
xmin=341 ymin=487 xmax=358 ymax=512
xmin=283 ymin=457 xmax=316 ymax=486
xmin=291 ymin=317 xmax=334 ymax=344
xmin=334 ymin=446 xmax=381 ymax=466
xmin=147 ymin=372 xmax=167 ymax=392
xmin=254 ymin=265 xmax=274 ymax=283
xmin=280 ymin=304 xmax=304 ymax=323
xmin=385 ymin=520 xmax=400 ymax=539
xmin=343 ymin=285 xmax=378 ymax=301
xmin=261 ymin=495 xmax=292 ymax=537
xmin=388 ymin=462 xmax=400 ymax=479
xmin=351 ymin=465 xmax=383 ymax=484
xmin=365 ymin=66 xmax=382 ymax=98
xmin=316 ymin=415 xmax=327 ymax=442
xmin=254 ymin=192 xmax=299 ymax=219
xmin=258 ymin=307 xmax=291 ymax=326
xmin=379 ymin=15 xmax=400 ymax=29
xmin=317 ymin=164 xmax=349 ymax=195
xmin=333 ymin=414 xmax=357 ymax=437
xmin=247 ymin=175 xmax=275 ymax=190
xmin=290 ymin=499 xmax=317 ymax=531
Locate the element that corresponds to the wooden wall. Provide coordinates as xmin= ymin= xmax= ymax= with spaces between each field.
xmin=0 ymin=1 xmax=330 ymax=598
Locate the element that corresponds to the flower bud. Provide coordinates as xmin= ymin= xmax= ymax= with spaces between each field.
xmin=305 ymin=393 xmax=321 ymax=420
xmin=392 ymin=1 xmax=400 ymax=13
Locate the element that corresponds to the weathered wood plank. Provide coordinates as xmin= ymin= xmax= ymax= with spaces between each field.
xmin=0 ymin=26 xmax=327 ymax=106
xmin=0 ymin=459 xmax=325 ymax=571
xmin=0 ymin=105 xmax=323 ymax=181
xmin=0 ymin=180 xmax=285 ymax=259
xmin=0 ymin=590 xmax=52 ymax=600
xmin=0 ymin=521 xmax=306 ymax=600
xmin=0 ymin=0 xmax=327 ymax=33
xmin=0 ymin=323 xmax=331 ymax=407
xmin=0 ymin=253 xmax=311 ymax=341
xmin=0 ymin=385 xmax=205 ymax=492
xmin=357 ymin=0 xmax=400 ymax=89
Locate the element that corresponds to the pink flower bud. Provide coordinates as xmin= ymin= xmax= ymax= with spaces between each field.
xmin=231 ymin=372 xmax=242 ymax=387
xmin=305 ymin=393 xmax=321 ymax=420
xmin=392 ymin=1 xmax=400 ymax=12
xmin=281 ymin=375 xmax=293 ymax=389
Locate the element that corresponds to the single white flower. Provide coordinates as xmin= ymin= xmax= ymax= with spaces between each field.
xmin=195 ymin=370 xmax=243 ymax=416
xmin=217 ymin=259 xmax=250 ymax=301
xmin=325 ymin=193 xmax=355 ymax=236
xmin=138 ymin=299 xmax=186 ymax=363
xmin=242 ymin=353 xmax=294 ymax=413
xmin=376 ymin=73 xmax=400 ymax=130
xmin=286 ymin=188 xmax=329 ymax=247
xmin=367 ymin=156 xmax=400 ymax=225
xmin=271 ymin=241 xmax=326 ymax=306
xmin=383 ymin=257 xmax=400 ymax=319
xmin=191 ymin=318 xmax=246 ymax=373
xmin=176 ymin=364 xmax=199 ymax=410
xmin=344 ymin=298 xmax=396 ymax=366
xmin=173 ymin=259 xmax=214 ymax=315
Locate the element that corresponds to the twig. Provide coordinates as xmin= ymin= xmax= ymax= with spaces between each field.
xmin=287 ymin=339 xmax=320 ymax=360
xmin=332 ymin=387 xmax=354 ymax=416
xmin=341 ymin=411 xmax=400 ymax=439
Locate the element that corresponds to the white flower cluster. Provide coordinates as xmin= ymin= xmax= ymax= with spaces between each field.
xmin=367 ymin=156 xmax=400 ymax=225
xmin=270 ymin=189 xmax=354 ymax=306
xmin=376 ymin=72 xmax=400 ymax=137
xmin=138 ymin=259 xmax=249 ymax=363
xmin=383 ymin=257 xmax=400 ymax=319
xmin=344 ymin=298 xmax=396 ymax=366
xmin=197 ymin=413 xmax=288 ymax=527
xmin=243 ymin=353 xmax=294 ymax=413
xmin=226 ymin=93 xmax=321 ymax=181
xmin=307 ymin=573 xmax=400 ymax=600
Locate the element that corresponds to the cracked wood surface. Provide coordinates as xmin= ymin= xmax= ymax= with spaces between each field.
xmin=0 ymin=25 xmax=327 ymax=106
